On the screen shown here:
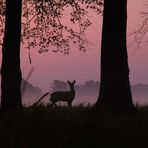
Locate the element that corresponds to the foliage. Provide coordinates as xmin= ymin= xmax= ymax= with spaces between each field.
xmin=0 ymin=0 xmax=103 ymax=58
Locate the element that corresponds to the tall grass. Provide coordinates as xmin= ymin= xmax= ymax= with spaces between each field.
xmin=0 ymin=104 xmax=148 ymax=148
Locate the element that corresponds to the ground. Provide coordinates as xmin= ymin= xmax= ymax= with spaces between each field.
xmin=0 ymin=104 xmax=148 ymax=148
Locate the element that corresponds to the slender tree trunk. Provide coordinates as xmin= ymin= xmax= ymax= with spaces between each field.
xmin=1 ymin=0 xmax=23 ymax=114
xmin=95 ymin=0 xmax=135 ymax=112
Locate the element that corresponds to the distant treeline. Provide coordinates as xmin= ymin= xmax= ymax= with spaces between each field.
xmin=50 ymin=80 xmax=148 ymax=94
xmin=50 ymin=80 xmax=148 ymax=105
xmin=11 ymin=79 xmax=148 ymax=105
xmin=50 ymin=80 xmax=100 ymax=94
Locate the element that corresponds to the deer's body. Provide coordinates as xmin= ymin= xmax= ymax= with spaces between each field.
xmin=49 ymin=80 xmax=76 ymax=108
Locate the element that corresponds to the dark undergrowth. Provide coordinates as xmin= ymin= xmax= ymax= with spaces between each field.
xmin=0 ymin=104 xmax=148 ymax=148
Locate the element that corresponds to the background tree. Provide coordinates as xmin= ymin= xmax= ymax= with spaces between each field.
xmin=94 ymin=0 xmax=135 ymax=112
xmin=50 ymin=80 xmax=67 ymax=92
xmin=128 ymin=1 xmax=148 ymax=49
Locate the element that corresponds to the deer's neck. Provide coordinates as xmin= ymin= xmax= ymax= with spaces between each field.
xmin=70 ymin=88 xmax=75 ymax=94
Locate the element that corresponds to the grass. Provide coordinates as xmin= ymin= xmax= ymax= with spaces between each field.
xmin=0 ymin=104 xmax=148 ymax=148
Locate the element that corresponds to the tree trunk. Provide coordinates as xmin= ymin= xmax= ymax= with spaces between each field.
xmin=1 ymin=0 xmax=23 ymax=114
xmin=95 ymin=0 xmax=135 ymax=112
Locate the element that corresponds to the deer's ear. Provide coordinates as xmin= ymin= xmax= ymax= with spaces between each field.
xmin=73 ymin=80 xmax=76 ymax=84
xmin=67 ymin=80 xmax=70 ymax=84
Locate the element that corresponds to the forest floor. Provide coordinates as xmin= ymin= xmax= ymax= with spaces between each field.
xmin=0 ymin=104 xmax=148 ymax=148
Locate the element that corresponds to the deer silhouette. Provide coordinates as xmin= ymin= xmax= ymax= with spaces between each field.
xmin=49 ymin=80 xmax=76 ymax=108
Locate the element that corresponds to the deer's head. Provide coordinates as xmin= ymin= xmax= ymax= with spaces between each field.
xmin=67 ymin=80 xmax=76 ymax=90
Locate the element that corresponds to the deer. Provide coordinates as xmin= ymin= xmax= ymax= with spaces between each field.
xmin=49 ymin=80 xmax=76 ymax=108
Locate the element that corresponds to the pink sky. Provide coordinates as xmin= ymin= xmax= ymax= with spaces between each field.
xmin=20 ymin=10 xmax=102 ymax=91
xmin=0 ymin=0 xmax=148 ymax=93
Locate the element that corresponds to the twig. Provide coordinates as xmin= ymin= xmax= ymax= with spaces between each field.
xmin=22 ymin=67 xmax=34 ymax=98
xmin=31 ymin=92 xmax=49 ymax=107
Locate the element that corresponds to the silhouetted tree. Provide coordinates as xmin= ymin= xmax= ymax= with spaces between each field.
xmin=94 ymin=0 xmax=135 ymax=112
xmin=1 ymin=0 xmax=23 ymax=114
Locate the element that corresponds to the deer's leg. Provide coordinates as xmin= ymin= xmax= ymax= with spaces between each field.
xmin=49 ymin=102 xmax=54 ymax=107
xmin=67 ymin=101 xmax=72 ymax=108
xmin=49 ymin=99 xmax=57 ymax=107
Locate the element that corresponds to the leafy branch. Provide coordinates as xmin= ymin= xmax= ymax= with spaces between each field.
xmin=0 ymin=0 xmax=103 ymax=55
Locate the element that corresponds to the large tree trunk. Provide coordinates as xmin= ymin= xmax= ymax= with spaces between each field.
xmin=95 ymin=0 xmax=135 ymax=112
xmin=1 ymin=0 xmax=23 ymax=114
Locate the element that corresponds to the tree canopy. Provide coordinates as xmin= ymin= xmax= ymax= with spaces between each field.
xmin=0 ymin=0 xmax=103 ymax=58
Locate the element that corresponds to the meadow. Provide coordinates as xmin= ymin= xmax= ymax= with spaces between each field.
xmin=0 ymin=104 xmax=148 ymax=148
